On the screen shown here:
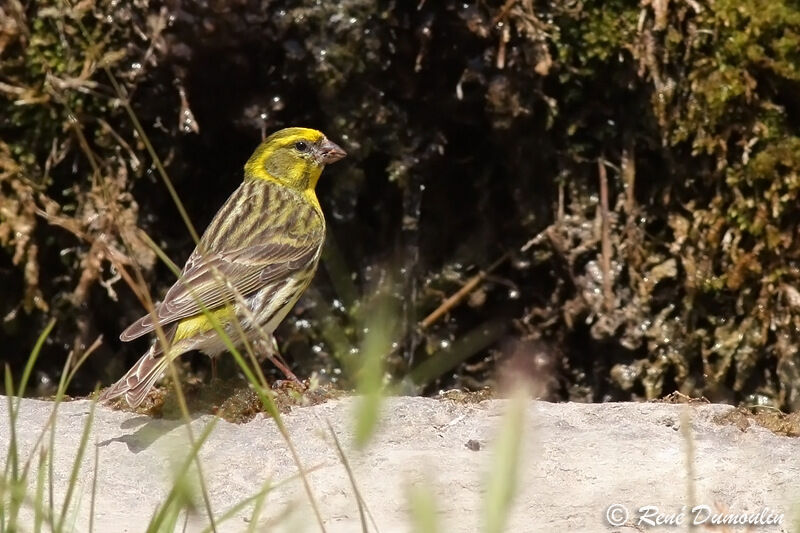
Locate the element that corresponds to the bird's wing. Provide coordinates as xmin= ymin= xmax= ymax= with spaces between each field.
xmin=120 ymin=237 xmax=321 ymax=342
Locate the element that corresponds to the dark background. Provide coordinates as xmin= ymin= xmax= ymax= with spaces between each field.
xmin=3 ymin=0 xmax=800 ymax=408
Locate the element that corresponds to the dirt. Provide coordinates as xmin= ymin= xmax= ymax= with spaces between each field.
xmin=98 ymin=377 xmax=348 ymax=423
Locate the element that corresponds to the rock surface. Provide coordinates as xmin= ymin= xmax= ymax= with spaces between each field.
xmin=1 ymin=397 xmax=797 ymax=532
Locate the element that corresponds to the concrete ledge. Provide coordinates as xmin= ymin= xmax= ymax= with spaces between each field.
xmin=1 ymin=397 xmax=797 ymax=532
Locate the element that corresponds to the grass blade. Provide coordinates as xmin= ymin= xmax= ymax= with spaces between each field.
xmin=407 ymin=482 xmax=439 ymax=533
xmin=325 ymin=420 xmax=379 ymax=533
xmin=55 ymin=398 xmax=96 ymax=532
xmin=89 ymin=434 xmax=100 ymax=533
xmin=16 ymin=318 xmax=56 ymax=401
xmin=353 ymin=282 xmax=397 ymax=448
xmin=146 ymin=417 xmax=219 ymax=533
xmin=483 ymin=390 xmax=526 ymax=533
xmin=34 ymin=448 xmax=48 ymax=533
xmin=407 ymin=320 xmax=507 ymax=390
xmin=3 ymin=367 xmax=21 ymax=532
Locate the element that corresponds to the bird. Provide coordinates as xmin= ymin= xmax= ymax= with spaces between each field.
xmin=100 ymin=127 xmax=346 ymax=407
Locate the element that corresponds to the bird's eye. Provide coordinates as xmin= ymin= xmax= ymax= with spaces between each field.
xmin=294 ymin=141 xmax=308 ymax=152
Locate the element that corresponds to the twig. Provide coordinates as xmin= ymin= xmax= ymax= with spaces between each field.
xmin=598 ymin=157 xmax=614 ymax=312
xmin=496 ymin=23 xmax=510 ymax=69
xmin=419 ymin=251 xmax=511 ymax=330
xmin=493 ymin=0 xmax=516 ymax=69
xmin=0 ymin=80 xmax=27 ymax=95
xmin=492 ymin=0 xmax=518 ymax=24
xmin=621 ymin=143 xmax=636 ymax=218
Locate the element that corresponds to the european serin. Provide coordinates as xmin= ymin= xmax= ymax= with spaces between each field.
xmin=101 ymin=127 xmax=346 ymax=406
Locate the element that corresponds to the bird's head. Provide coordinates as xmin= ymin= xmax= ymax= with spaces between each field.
xmin=244 ymin=127 xmax=346 ymax=191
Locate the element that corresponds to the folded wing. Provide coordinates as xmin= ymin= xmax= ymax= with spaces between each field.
xmin=120 ymin=239 xmax=320 ymax=341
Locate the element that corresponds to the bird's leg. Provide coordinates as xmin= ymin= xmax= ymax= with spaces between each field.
xmin=256 ymin=335 xmax=302 ymax=385
xmin=211 ymin=356 xmax=218 ymax=381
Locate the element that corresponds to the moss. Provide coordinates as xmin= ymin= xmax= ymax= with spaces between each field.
xmin=1 ymin=0 xmax=158 ymax=387
xmin=103 ymin=378 xmax=347 ymax=424
xmin=6 ymin=0 xmax=800 ymax=411
xmin=715 ymin=407 xmax=800 ymax=438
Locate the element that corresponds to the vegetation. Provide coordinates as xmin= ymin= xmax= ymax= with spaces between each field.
xmin=2 ymin=0 xmax=800 ymax=409
xmin=3 ymin=2 xmax=800 ymax=528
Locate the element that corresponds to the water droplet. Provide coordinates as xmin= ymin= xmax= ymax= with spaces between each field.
xmin=180 ymin=109 xmax=198 ymax=133
xmin=512 ymin=257 xmax=531 ymax=270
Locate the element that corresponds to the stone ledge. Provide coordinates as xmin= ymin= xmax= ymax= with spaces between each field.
xmin=1 ymin=397 xmax=796 ymax=532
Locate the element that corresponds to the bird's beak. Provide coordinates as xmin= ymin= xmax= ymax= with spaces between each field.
xmin=317 ymin=138 xmax=347 ymax=165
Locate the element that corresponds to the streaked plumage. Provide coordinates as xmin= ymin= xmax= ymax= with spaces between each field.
xmin=101 ymin=127 xmax=346 ymax=407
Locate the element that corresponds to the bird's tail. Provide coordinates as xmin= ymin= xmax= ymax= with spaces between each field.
xmin=99 ymin=343 xmax=172 ymax=408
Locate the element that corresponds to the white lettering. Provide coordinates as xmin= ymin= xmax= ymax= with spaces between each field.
xmin=638 ymin=505 xmax=658 ymax=526
xmin=637 ymin=506 xmax=686 ymax=526
xmin=688 ymin=505 xmax=783 ymax=527
xmin=692 ymin=504 xmax=711 ymax=525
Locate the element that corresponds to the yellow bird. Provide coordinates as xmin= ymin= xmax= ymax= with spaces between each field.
xmin=101 ymin=127 xmax=346 ymax=407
